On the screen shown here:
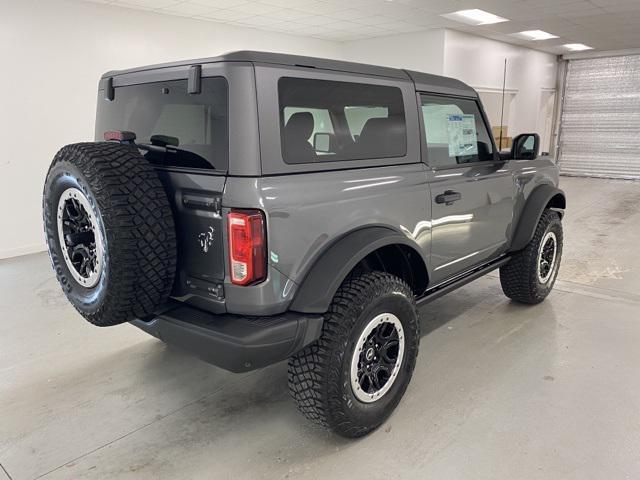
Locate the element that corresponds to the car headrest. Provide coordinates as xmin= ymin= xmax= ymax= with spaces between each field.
xmin=356 ymin=116 xmax=405 ymax=156
xmin=285 ymin=112 xmax=314 ymax=141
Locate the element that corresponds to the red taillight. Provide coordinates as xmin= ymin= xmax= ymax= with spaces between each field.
xmin=103 ymin=130 xmax=136 ymax=142
xmin=228 ymin=210 xmax=266 ymax=286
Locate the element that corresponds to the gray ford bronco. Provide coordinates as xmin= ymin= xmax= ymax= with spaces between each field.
xmin=43 ymin=51 xmax=565 ymax=438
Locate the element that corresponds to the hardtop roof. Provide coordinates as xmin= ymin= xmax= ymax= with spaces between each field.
xmin=101 ymin=50 xmax=478 ymax=98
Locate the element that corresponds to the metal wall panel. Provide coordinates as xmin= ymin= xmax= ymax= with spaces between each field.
xmin=559 ymin=55 xmax=640 ymax=179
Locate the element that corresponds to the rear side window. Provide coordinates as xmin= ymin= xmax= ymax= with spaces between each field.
xmin=95 ymin=77 xmax=228 ymax=170
xmin=420 ymin=94 xmax=494 ymax=168
xmin=278 ymin=77 xmax=406 ymax=164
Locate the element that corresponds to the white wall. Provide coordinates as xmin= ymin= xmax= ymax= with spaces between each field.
xmin=0 ymin=0 xmax=342 ymax=259
xmin=443 ymin=30 xmax=558 ymax=136
xmin=343 ymin=28 xmax=558 ymax=147
xmin=341 ymin=29 xmax=446 ymax=75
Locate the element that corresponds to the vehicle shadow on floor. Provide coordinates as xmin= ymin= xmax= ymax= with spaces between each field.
xmin=417 ymin=276 xmax=508 ymax=337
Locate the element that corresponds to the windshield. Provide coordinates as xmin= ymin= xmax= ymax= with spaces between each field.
xmin=95 ymin=77 xmax=229 ymax=171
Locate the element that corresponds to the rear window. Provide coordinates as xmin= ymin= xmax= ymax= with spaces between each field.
xmin=95 ymin=77 xmax=228 ymax=170
xmin=278 ymin=77 xmax=406 ymax=164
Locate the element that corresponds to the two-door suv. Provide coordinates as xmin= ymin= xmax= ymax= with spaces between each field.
xmin=43 ymin=51 xmax=565 ymax=438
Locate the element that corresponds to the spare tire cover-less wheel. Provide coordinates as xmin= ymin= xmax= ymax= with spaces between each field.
xmin=43 ymin=142 xmax=177 ymax=326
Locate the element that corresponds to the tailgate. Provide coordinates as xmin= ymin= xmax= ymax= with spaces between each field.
xmin=156 ymin=169 xmax=227 ymax=309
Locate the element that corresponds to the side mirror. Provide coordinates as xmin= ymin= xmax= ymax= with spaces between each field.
xmin=511 ymin=133 xmax=540 ymax=160
xmin=313 ymin=132 xmax=331 ymax=153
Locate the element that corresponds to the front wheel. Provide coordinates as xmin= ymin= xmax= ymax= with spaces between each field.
xmin=288 ymin=271 xmax=420 ymax=438
xmin=500 ymin=209 xmax=563 ymax=304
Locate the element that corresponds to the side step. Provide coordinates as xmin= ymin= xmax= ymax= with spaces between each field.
xmin=416 ymin=256 xmax=511 ymax=306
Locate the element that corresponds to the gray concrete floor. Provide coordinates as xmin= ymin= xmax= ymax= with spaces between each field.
xmin=2 ymin=176 xmax=640 ymax=480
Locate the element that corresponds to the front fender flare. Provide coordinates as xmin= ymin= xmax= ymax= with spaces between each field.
xmin=509 ymin=184 xmax=566 ymax=252
xmin=289 ymin=227 xmax=425 ymax=314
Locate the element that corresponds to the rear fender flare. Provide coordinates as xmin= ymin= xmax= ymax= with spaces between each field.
xmin=290 ymin=227 xmax=426 ymax=314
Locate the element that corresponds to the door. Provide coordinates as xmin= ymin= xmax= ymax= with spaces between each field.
xmin=420 ymin=93 xmax=516 ymax=284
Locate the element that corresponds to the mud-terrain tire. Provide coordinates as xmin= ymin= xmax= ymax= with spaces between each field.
xmin=500 ymin=209 xmax=563 ymax=304
xmin=43 ymin=142 xmax=176 ymax=326
xmin=288 ymin=271 xmax=420 ymax=438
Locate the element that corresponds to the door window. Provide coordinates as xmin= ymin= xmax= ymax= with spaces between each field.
xmin=420 ymin=94 xmax=495 ymax=168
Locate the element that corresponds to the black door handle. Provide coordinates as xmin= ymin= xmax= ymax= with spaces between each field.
xmin=435 ymin=190 xmax=462 ymax=205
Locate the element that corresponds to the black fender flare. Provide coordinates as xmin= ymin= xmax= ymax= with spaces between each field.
xmin=509 ymin=184 xmax=566 ymax=252
xmin=290 ymin=227 xmax=426 ymax=314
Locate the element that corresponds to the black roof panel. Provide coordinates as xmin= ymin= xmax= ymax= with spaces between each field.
xmin=404 ymin=70 xmax=477 ymax=97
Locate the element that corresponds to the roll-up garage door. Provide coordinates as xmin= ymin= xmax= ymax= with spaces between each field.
xmin=559 ymin=55 xmax=640 ymax=179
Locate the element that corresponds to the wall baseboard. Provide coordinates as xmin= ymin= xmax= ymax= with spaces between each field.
xmin=0 ymin=243 xmax=47 ymax=260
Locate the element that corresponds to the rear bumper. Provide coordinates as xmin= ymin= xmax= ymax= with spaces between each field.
xmin=131 ymin=303 xmax=323 ymax=373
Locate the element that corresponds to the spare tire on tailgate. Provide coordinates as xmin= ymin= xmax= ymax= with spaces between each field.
xmin=43 ymin=142 xmax=177 ymax=326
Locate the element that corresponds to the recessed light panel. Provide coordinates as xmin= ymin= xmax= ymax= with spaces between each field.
xmin=563 ymin=43 xmax=593 ymax=51
xmin=514 ymin=30 xmax=558 ymax=41
xmin=441 ymin=9 xmax=509 ymax=26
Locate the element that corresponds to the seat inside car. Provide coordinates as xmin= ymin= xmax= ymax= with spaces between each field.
xmin=283 ymin=112 xmax=317 ymax=163
xmin=354 ymin=116 xmax=405 ymax=157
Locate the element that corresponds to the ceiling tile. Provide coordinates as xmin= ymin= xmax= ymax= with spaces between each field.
xmin=159 ymin=2 xmax=217 ymax=16
xmin=329 ymin=8 xmax=368 ymax=21
xmin=294 ymin=15 xmax=336 ymax=26
xmin=228 ymin=2 xmax=281 ymax=15
xmin=232 ymin=15 xmax=283 ymax=26
xmin=354 ymin=15 xmax=396 ymax=26
xmin=559 ymin=7 xmax=609 ymax=18
xmin=258 ymin=0 xmax=312 ymax=7
xmin=294 ymin=1 xmax=347 ymax=15
xmin=113 ymin=0 xmax=179 ymax=9
xmin=263 ymin=8 xmax=308 ymax=21
xmin=198 ymin=8 xmax=249 ymax=21
xmin=190 ymin=0 xmax=247 ymax=8
xmin=81 ymin=0 xmax=639 ymax=52
xmin=324 ymin=20 xmax=361 ymax=31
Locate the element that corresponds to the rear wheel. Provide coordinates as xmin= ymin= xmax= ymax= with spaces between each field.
xmin=500 ymin=209 xmax=563 ymax=304
xmin=43 ymin=142 xmax=177 ymax=326
xmin=288 ymin=271 xmax=420 ymax=438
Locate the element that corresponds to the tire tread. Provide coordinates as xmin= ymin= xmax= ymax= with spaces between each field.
xmin=44 ymin=142 xmax=176 ymax=326
xmin=288 ymin=271 xmax=419 ymax=438
xmin=500 ymin=209 xmax=562 ymax=304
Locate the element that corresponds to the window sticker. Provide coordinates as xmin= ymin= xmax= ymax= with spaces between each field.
xmin=447 ymin=114 xmax=478 ymax=157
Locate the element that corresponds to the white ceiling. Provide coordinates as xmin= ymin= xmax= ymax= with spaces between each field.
xmin=85 ymin=0 xmax=640 ymax=54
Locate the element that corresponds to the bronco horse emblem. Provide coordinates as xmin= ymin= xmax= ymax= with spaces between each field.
xmin=198 ymin=226 xmax=215 ymax=253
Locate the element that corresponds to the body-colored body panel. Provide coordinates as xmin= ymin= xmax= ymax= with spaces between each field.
xmin=95 ymin=52 xmax=563 ymax=318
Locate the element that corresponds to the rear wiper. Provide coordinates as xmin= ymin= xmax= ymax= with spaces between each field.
xmin=135 ymin=135 xmax=183 ymax=156
xmin=103 ymin=131 xmax=212 ymax=169
xmin=103 ymin=131 xmax=179 ymax=149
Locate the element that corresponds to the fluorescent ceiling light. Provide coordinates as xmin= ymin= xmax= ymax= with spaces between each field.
xmin=441 ymin=9 xmax=509 ymax=26
xmin=514 ymin=30 xmax=558 ymax=41
xmin=563 ymin=43 xmax=593 ymax=51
